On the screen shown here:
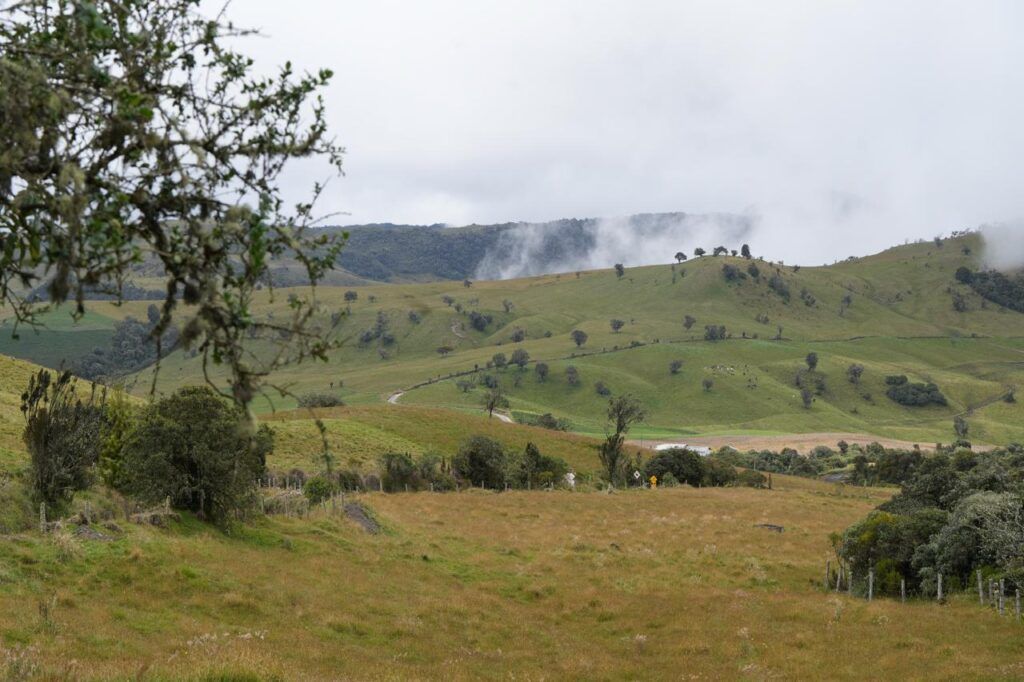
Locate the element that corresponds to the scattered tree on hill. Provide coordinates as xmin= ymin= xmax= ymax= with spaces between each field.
xmin=468 ymin=310 xmax=493 ymax=332
xmin=481 ymin=387 xmax=509 ymax=419
xmin=510 ymin=348 xmax=530 ymax=370
xmin=741 ymin=244 xmax=752 ymax=259
xmin=837 ymin=440 xmax=849 ymax=455
xmin=535 ymin=363 xmax=550 ymax=382
xmin=510 ymin=328 xmax=526 ymax=343
xmin=614 ymin=263 xmax=625 ymax=278
xmin=456 ymin=380 xmax=474 ymax=393
xmin=22 ymin=370 xmax=104 ymax=512
xmin=492 ymin=352 xmax=508 ymax=370
xmin=747 ymin=262 xmax=760 ymax=279
xmin=408 ymin=310 xmax=422 ymax=324
xmin=683 ymin=315 xmax=697 ymax=330
xmin=669 ymin=360 xmax=683 ymax=375
xmin=801 ymin=388 xmax=814 ymax=409
xmin=502 ymin=299 xmax=515 ymax=313
xmin=694 ymin=248 xmax=706 ymax=257
xmin=610 ymin=319 xmax=625 ymax=333
xmin=722 ymin=264 xmax=746 ymax=282
xmin=344 ymin=291 xmax=359 ymax=303
xmin=839 ymin=293 xmax=854 ymax=316
xmin=702 ymin=378 xmax=714 ymax=392
xmin=595 ymin=381 xmax=611 ymax=396
xmin=436 ymin=345 xmax=454 ymax=357
xmin=768 ymin=273 xmax=791 ymax=302
xmin=463 ymin=279 xmax=473 ymax=288
xmin=674 ymin=252 xmax=688 ymax=263
xmin=565 ymin=366 xmax=580 ymax=385
xmin=571 ymin=329 xmax=589 ymax=347
xmin=806 ymin=352 xmax=819 ymax=371
xmin=713 ymin=246 xmax=728 ymax=256
xmin=598 ymin=395 xmax=645 ymax=484
xmin=123 ymin=387 xmax=272 ymax=524
xmin=442 ymin=295 xmax=455 ymax=307
xmin=704 ymin=325 xmax=727 ymax=341
xmin=847 ymin=363 xmax=865 ymax=384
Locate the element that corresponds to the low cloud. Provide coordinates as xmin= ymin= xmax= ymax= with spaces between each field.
xmin=474 ymin=212 xmax=753 ymax=280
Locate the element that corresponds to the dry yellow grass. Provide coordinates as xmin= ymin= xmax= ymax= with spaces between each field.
xmin=1 ymin=475 xmax=1022 ymax=679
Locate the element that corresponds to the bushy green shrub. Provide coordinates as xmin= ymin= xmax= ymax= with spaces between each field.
xmin=380 ymin=452 xmax=417 ymax=492
xmin=518 ymin=442 xmax=569 ymax=488
xmin=304 ymin=474 xmax=338 ymax=504
xmin=644 ymin=448 xmax=705 ymax=487
xmin=122 ymin=386 xmax=272 ymax=524
xmin=453 ymin=436 xmax=508 ymax=489
xmin=735 ymin=469 xmax=767 ymax=488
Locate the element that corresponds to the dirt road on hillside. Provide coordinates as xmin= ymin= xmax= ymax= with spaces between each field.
xmin=629 ymin=432 xmax=991 ymax=454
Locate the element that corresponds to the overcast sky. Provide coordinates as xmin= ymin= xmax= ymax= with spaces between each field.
xmin=226 ymin=1 xmax=1024 ymax=263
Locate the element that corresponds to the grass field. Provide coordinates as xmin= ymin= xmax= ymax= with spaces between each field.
xmin=2 ymin=479 xmax=1024 ymax=679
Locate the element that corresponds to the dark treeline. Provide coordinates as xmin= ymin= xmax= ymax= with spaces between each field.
xmin=956 ymin=267 xmax=1024 ymax=313
xmin=73 ymin=304 xmax=179 ymax=381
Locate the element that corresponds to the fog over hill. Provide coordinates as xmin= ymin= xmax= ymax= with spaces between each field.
xmin=327 ymin=211 xmax=752 ymax=283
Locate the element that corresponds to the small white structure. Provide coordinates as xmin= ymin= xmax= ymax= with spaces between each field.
xmin=654 ymin=443 xmax=712 ymax=457
xmin=564 ymin=471 xmax=576 ymax=490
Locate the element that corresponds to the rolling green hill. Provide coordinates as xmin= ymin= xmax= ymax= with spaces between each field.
xmin=3 ymin=232 xmax=1021 ymax=446
xmin=105 ymin=232 xmax=1024 ymax=445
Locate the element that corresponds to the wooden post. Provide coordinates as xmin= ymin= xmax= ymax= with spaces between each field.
xmin=38 ymin=502 xmax=46 ymax=533
xmin=868 ymin=568 xmax=874 ymax=602
xmin=84 ymin=501 xmax=91 ymax=524
xmin=900 ymin=579 xmax=906 ymax=603
xmin=978 ymin=569 xmax=984 ymax=605
xmin=835 ymin=566 xmax=842 ymax=592
xmin=999 ymin=579 xmax=1005 ymax=616
xmin=825 ymin=559 xmax=831 ymax=590
xmin=378 ymin=478 xmax=383 ymax=493
xmin=768 ymin=473 xmax=773 ymax=490
xmin=990 ymin=579 xmax=996 ymax=608
xmin=937 ymin=572 xmax=943 ymax=602
xmin=848 ymin=569 xmax=854 ymax=596
xmin=1016 ymin=589 xmax=1021 ymax=621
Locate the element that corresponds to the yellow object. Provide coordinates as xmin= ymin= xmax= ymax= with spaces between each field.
xmin=649 ymin=475 xmax=657 ymax=489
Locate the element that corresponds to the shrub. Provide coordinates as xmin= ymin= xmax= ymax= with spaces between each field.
xmin=595 ymin=381 xmax=611 ymax=396
xmin=123 ymin=386 xmax=272 ymax=524
xmin=886 ymin=380 xmax=947 ymax=407
xmin=304 ymin=475 xmax=338 ymax=504
xmin=380 ymin=452 xmax=417 ymax=492
xmin=704 ymin=325 xmax=727 ymax=341
xmin=702 ymin=458 xmax=738 ymax=487
xmin=453 ymin=436 xmax=508 ymax=489
xmin=518 ymin=442 xmax=569 ymax=488
xmin=297 ymin=392 xmax=345 ymax=408
xmin=510 ymin=348 xmax=530 ymax=369
xmin=721 ymin=263 xmax=746 ymax=282
xmin=669 ymin=360 xmax=683 ymax=375
xmin=644 ymin=448 xmax=705 ymax=487
xmin=22 ymin=370 xmax=104 ymax=512
xmin=768 ymin=273 xmax=791 ymax=302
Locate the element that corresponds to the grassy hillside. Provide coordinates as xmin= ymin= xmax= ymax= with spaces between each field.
xmin=95 ymin=232 xmax=1024 ymax=445
xmin=3 ymin=478 xmax=1023 ymax=679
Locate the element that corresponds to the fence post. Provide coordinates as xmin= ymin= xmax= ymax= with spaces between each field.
xmin=868 ymin=568 xmax=874 ymax=602
xmin=825 ymin=559 xmax=831 ymax=591
xmin=848 ymin=569 xmax=854 ymax=596
xmin=999 ymin=579 xmax=1005 ymax=616
xmin=901 ymin=579 xmax=906 ymax=603
xmin=38 ymin=502 xmax=46 ymax=533
xmin=937 ymin=572 xmax=943 ymax=602
xmin=1016 ymin=589 xmax=1021 ymax=621
xmin=978 ymin=569 xmax=984 ymax=605
xmin=835 ymin=566 xmax=842 ymax=592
